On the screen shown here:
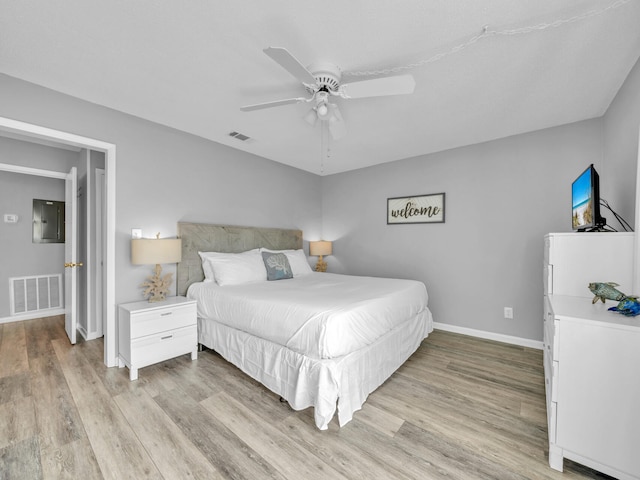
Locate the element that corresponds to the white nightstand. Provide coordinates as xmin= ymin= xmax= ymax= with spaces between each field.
xmin=118 ymin=296 xmax=198 ymax=381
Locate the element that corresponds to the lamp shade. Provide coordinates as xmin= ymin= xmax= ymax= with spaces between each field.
xmin=310 ymin=240 xmax=332 ymax=257
xmin=131 ymin=238 xmax=182 ymax=265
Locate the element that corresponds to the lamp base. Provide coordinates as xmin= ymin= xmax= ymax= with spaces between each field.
xmin=141 ymin=264 xmax=173 ymax=302
xmin=315 ymin=255 xmax=327 ymax=272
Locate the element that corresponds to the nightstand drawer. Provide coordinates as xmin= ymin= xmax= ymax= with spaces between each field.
xmin=130 ymin=302 xmax=196 ymax=338
xmin=130 ymin=325 xmax=197 ymax=369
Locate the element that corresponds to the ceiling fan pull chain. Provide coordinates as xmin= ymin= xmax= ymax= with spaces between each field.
xmin=320 ymin=122 xmax=326 ymax=175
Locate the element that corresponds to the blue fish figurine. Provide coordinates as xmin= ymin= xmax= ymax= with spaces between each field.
xmin=608 ymin=297 xmax=640 ymax=317
xmin=588 ymin=282 xmax=627 ymax=304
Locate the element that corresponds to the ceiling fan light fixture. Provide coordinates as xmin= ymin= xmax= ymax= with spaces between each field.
xmin=316 ymin=103 xmax=329 ymax=118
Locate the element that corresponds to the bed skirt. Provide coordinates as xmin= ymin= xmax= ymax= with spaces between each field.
xmin=198 ymin=308 xmax=433 ymax=430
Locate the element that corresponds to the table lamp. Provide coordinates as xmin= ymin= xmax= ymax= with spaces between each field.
xmin=310 ymin=240 xmax=332 ymax=272
xmin=131 ymin=234 xmax=182 ymax=302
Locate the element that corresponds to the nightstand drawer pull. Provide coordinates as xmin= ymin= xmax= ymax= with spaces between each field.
xmin=161 ymin=335 xmax=173 ymax=340
xmin=160 ymin=312 xmax=172 ymax=316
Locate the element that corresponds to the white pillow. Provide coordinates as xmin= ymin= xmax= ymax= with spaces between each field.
xmin=198 ymin=251 xmax=219 ymax=282
xmin=199 ymin=249 xmax=266 ymax=285
xmin=260 ymin=248 xmax=313 ymax=277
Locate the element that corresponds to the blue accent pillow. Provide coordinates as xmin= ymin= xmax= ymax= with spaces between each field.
xmin=261 ymin=252 xmax=293 ymax=281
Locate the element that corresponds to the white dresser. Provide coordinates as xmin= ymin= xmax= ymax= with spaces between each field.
xmin=118 ymin=296 xmax=198 ymax=381
xmin=544 ymin=232 xmax=634 ymax=297
xmin=544 ymin=233 xmax=640 ymax=479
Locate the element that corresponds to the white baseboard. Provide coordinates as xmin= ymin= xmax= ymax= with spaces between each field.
xmin=76 ymin=326 xmax=101 ymax=342
xmin=0 ymin=308 xmax=65 ymax=325
xmin=78 ymin=325 xmax=88 ymax=341
xmin=433 ymin=322 xmax=543 ymax=350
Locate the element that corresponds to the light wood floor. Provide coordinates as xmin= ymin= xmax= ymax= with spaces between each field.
xmin=0 ymin=315 xmax=611 ymax=479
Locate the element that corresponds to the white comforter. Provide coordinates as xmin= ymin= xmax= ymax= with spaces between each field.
xmin=187 ymin=272 xmax=428 ymax=359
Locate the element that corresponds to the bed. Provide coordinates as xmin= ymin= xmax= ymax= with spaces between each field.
xmin=177 ymin=222 xmax=433 ymax=430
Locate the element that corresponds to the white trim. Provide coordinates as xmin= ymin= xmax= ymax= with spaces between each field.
xmin=0 ymin=162 xmax=68 ymax=180
xmin=433 ymin=322 xmax=544 ymax=350
xmin=0 ymin=116 xmax=117 ymax=367
xmin=84 ymin=149 xmax=92 ymax=342
xmin=0 ymin=130 xmax=81 ymax=152
xmin=0 ymin=118 xmax=114 ymax=151
xmin=0 ymin=308 xmax=65 ymax=325
xmin=95 ymin=168 xmax=105 ymax=339
xmin=105 ymin=147 xmax=116 ymax=366
xmin=78 ymin=323 xmax=88 ymax=340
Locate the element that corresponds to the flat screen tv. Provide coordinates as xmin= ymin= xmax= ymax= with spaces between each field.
xmin=572 ymin=164 xmax=605 ymax=231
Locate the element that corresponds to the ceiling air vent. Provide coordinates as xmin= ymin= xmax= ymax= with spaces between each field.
xmin=228 ymin=131 xmax=251 ymax=142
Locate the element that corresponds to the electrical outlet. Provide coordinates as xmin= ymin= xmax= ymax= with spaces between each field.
xmin=504 ymin=307 xmax=514 ymax=319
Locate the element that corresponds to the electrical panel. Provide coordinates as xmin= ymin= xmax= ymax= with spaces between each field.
xmin=33 ymin=199 xmax=65 ymax=243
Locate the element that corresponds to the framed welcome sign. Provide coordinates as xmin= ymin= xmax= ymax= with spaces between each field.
xmin=387 ymin=193 xmax=445 ymax=224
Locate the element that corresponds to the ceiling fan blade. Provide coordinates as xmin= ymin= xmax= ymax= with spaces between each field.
xmin=328 ymin=104 xmax=347 ymax=140
xmin=340 ymin=74 xmax=415 ymax=99
xmin=263 ymin=47 xmax=317 ymax=85
xmin=240 ymin=97 xmax=311 ymax=112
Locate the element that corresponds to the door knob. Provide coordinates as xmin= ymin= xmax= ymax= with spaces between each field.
xmin=64 ymin=262 xmax=84 ymax=268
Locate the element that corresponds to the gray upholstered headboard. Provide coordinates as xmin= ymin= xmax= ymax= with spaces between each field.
xmin=176 ymin=222 xmax=303 ymax=296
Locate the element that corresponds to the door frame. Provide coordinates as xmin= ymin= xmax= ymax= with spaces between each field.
xmin=95 ymin=168 xmax=105 ymax=338
xmin=0 ymin=116 xmax=117 ymax=367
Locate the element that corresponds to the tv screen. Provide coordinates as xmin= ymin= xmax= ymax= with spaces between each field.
xmin=572 ymin=164 xmax=604 ymax=231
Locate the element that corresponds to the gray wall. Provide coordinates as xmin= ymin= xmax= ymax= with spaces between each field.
xmin=321 ymin=56 xmax=640 ymax=343
xmin=0 ymin=136 xmax=80 ymax=318
xmin=2 ymin=52 xmax=639 ymax=343
xmin=0 ymin=74 xmax=323 ymax=308
xmin=603 ymin=55 xmax=640 ymax=228
xmin=0 ymin=135 xmax=79 ymax=171
xmin=321 ymin=120 xmax=604 ymax=342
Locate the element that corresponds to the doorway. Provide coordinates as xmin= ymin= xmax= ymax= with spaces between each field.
xmin=0 ymin=116 xmax=117 ymax=367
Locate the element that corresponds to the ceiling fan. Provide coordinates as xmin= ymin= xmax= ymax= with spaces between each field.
xmin=241 ymin=47 xmax=416 ymax=140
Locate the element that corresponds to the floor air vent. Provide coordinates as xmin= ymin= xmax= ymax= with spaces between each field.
xmin=10 ymin=274 xmax=63 ymax=316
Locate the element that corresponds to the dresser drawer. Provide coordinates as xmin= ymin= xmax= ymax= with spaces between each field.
xmin=544 ymin=349 xmax=559 ymax=402
xmin=130 ymin=325 xmax=197 ymax=369
xmin=543 ymin=320 xmax=552 ymax=362
xmin=547 ymin=400 xmax=557 ymax=442
xmin=544 ymin=314 xmax=559 ymax=362
xmin=543 ymin=338 xmax=551 ymax=382
xmin=550 ymin=361 xmax=559 ymax=403
xmin=130 ymin=302 xmax=196 ymax=338
xmin=545 ymin=325 xmax=559 ymax=362
xmin=544 ymin=263 xmax=553 ymax=295
xmin=544 ymin=347 xmax=552 ymax=406
xmin=552 ymin=320 xmax=559 ymax=360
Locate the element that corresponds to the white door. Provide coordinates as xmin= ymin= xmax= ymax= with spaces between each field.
xmin=65 ymin=166 xmax=79 ymax=344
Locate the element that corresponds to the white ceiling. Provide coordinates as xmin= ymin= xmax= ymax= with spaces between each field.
xmin=1 ymin=0 xmax=639 ymax=175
